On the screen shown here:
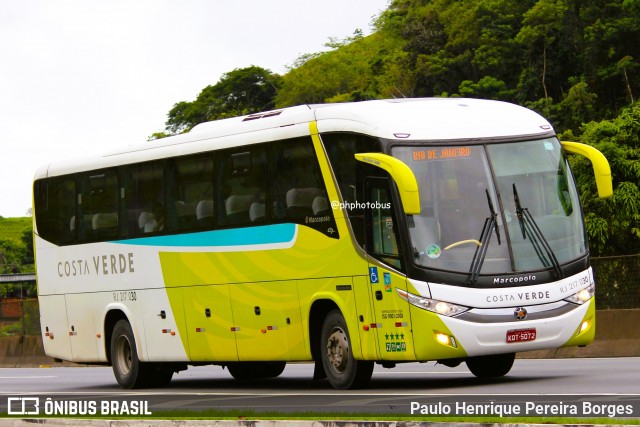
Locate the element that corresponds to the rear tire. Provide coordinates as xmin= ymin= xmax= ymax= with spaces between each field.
xmin=227 ymin=362 xmax=286 ymax=380
xmin=111 ymin=319 xmax=148 ymax=389
xmin=466 ymin=353 xmax=515 ymax=378
xmin=320 ymin=309 xmax=373 ymax=389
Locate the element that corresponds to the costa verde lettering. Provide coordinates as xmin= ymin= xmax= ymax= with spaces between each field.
xmin=486 ymin=290 xmax=551 ymax=303
xmin=57 ymin=253 xmax=135 ymax=278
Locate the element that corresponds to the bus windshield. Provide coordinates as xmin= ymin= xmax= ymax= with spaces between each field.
xmin=393 ymin=138 xmax=587 ymax=277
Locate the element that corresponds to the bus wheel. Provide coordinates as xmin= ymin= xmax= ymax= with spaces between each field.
xmin=466 ymin=353 xmax=515 ymax=378
xmin=111 ymin=319 xmax=149 ymax=389
xmin=320 ymin=310 xmax=373 ymax=389
xmin=227 ymin=362 xmax=286 ymax=380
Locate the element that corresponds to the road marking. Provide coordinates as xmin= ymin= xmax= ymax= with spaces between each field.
xmin=1 ymin=391 xmax=635 ymax=398
xmin=0 ymin=375 xmax=56 ymax=379
xmin=374 ymin=371 xmax=469 ymax=375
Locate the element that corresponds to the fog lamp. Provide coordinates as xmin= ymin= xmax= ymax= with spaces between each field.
xmin=434 ymin=331 xmax=457 ymax=348
xmin=578 ymin=320 xmax=590 ymax=335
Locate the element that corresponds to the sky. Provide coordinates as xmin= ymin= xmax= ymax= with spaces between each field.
xmin=0 ymin=0 xmax=390 ymax=218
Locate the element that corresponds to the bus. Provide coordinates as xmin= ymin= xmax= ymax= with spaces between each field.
xmin=33 ymin=98 xmax=612 ymax=389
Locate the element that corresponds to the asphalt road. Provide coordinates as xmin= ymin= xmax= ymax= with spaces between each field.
xmin=1 ymin=358 xmax=639 ymax=417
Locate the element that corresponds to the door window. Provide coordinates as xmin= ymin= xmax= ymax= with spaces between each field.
xmin=366 ymin=178 xmax=403 ymax=271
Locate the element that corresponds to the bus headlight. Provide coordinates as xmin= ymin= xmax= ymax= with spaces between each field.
xmin=397 ymin=289 xmax=469 ymax=317
xmin=564 ymin=283 xmax=595 ymax=305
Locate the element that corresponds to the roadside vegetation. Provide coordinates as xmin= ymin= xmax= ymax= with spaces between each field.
xmin=4 ymin=411 xmax=638 ymax=425
xmin=0 ymin=216 xmax=33 ymax=275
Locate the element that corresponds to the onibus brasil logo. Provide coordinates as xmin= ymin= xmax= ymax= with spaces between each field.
xmin=6 ymin=397 xmax=152 ymax=416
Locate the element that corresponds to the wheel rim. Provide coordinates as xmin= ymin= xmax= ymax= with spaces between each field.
xmin=115 ymin=335 xmax=133 ymax=376
xmin=326 ymin=326 xmax=349 ymax=373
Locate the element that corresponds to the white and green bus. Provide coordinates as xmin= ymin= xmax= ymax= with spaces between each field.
xmin=33 ymin=98 xmax=612 ymax=389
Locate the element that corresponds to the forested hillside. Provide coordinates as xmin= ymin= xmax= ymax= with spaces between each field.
xmin=157 ymin=0 xmax=640 ymax=255
xmin=278 ymin=0 xmax=639 ymax=133
xmin=0 ymin=217 xmax=33 ymax=273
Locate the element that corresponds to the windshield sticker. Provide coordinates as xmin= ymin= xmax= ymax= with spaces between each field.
xmin=411 ymin=147 xmax=471 ymax=162
xmin=544 ymin=141 xmax=555 ymax=150
xmin=426 ymin=244 xmax=441 ymax=259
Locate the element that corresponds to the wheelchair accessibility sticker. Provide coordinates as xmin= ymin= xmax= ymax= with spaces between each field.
xmin=369 ymin=267 xmax=379 ymax=284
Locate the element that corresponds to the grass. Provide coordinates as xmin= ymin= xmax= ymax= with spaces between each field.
xmin=0 ymin=320 xmax=24 ymax=336
xmin=149 ymin=411 xmax=640 ymax=424
xmin=0 ymin=216 xmax=31 ymax=242
xmin=3 ymin=410 xmax=638 ymax=424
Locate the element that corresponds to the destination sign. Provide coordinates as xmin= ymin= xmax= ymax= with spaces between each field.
xmin=411 ymin=147 xmax=471 ymax=162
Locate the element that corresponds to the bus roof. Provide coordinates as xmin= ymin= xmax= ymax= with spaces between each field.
xmin=35 ymin=98 xmax=554 ymax=180
xmin=314 ymin=98 xmax=553 ymax=140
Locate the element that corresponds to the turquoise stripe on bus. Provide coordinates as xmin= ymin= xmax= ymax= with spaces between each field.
xmin=113 ymin=223 xmax=297 ymax=247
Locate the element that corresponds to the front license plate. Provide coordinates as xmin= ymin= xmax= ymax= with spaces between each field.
xmin=506 ymin=328 xmax=536 ymax=343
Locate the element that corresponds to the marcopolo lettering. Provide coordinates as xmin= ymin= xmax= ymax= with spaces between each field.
xmin=58 ymin=253 xmax=135 ymax=278
xmin=305 ymin=215 xmax=331 ymax=224
xmin=493 ymin=274 xmax=536 ymax=285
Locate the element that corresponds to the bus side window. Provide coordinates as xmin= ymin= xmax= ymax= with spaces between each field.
xmin=166 ymin=154 xmax=214 ymax=231
xmin=77 ymin=170 xmax=119 ymax=242
xmin=120 ymin=162 xmax=164 ymax=237
xmin=216 ymin=146 xmax=267 ymax=228
xmin=34 ymin=177 xmax=76 ymax=245
xmin=321 ymin=133 xmax=383 ymax=247
xmin=270 ymin=137 xmax=338 ymax=238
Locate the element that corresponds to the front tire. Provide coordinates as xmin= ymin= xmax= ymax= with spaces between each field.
xmin=320 ymin=310 xmax=373 ymax=389
xmin=466 ymin=352 xmax=515 ymax=378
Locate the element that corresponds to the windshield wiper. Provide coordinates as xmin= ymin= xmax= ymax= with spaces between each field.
xmin=512 ymin=183 xmax=563 ymax=279
xmin=468 ymin=189 xmax=501 ymax=284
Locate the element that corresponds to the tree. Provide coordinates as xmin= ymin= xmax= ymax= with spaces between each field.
xmin=456 ymin=76 xmax=513 ymax=100
xmin=275 ymin=29 xmax=407 ymax=106
xmin=473 ymin=0 xmax=531 ymax=86
xmin=582 ymin=0 xmax=640 ymax=113
xmin=0 ymin=239 xmax=23 ymax=273
xmin=164 ymin=66 xmax=282 ymax=135
xmin=570 ymin=102 xmax=640 ymax=255
xmin=148 ymin=131 xmax=171 ymax=141
xmin=516 ymin=0 xmax=569 ymax=100
xmin=20 ymin=227 xmax=34 ymax=266
xmin=407 ymin=0 xmax=480 ymax=96
xmin=556 ymin=80 xmax=598 ymax=132
xmin=617 ymin=55 xmax=637 ymax=104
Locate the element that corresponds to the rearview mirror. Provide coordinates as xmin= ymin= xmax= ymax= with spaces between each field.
xmin=355 ymin=153 xmax=420 ymax=214
xmin=561 ymin=141 xmax=613 ymax=198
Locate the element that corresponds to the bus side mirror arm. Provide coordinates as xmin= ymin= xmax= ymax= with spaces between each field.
xmin=561 ymin=141 xmax=613 ymax=199
xmin=354 ymin=153 xmax=421 ymax=214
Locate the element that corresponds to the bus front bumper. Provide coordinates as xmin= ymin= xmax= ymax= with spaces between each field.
xmin=411 ymin=298 xmax=595 ymax=360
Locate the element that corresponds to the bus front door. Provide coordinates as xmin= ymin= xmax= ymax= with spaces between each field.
xmin=365 ymin=177 xmax=415 ymax=361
